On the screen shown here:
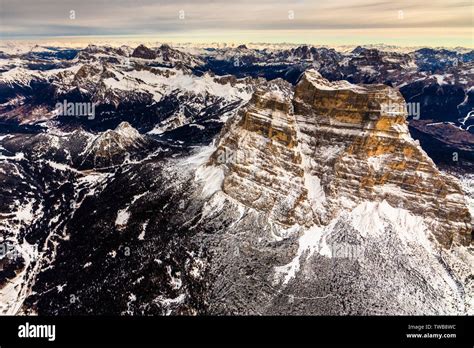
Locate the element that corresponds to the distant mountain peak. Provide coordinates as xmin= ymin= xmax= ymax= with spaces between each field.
xmin=131 ymin=44 xmax=156 ymax=59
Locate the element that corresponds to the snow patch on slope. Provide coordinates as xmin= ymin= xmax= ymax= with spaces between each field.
xmin=195 ymin=165 xmax=224 ymax=198
xmin=351 ymin=200 xmax=431 ymax=250
xmin=274 ymin=200 xmax=431 ymax=285
xmin=115 ymin=209 xmax=130 ymax=229
xmin=274 ymin=224 xmax=329 ymax=285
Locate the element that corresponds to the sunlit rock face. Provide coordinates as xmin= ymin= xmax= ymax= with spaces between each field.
xmin=213 ymin=69 xmax=472 ymax=248
xmin=294 ymin=70 xmax=471 ymax=248
xmin=211 ymin=79 xmax=313 ymax=226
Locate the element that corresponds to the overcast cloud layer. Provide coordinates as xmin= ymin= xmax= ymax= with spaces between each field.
xmin=0 ymin=0 xmax=472 ymax=46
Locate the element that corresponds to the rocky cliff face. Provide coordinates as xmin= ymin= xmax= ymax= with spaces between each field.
xmin=212 ymin=69 xmax=472 ymax=248
xmin=211 ymin=80 xmax=313 ymax=226
xmin=298 ymin=71 xmax=471 ymax=247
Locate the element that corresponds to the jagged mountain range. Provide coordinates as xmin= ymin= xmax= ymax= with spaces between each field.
xmin=1 ymin=43 xmax=472 ymax=165
xmin=0 ymin=43 xmax=472 ymax=315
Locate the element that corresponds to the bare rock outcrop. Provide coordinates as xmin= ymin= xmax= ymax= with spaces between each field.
xmin=212 ymin=69 xmax=472 ymax=248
